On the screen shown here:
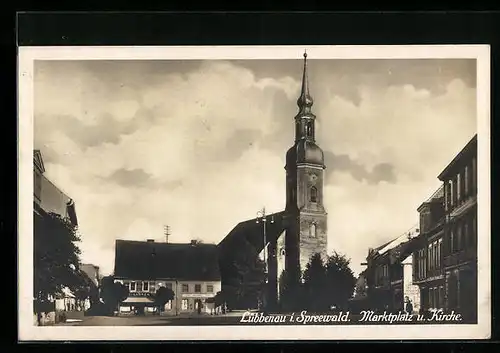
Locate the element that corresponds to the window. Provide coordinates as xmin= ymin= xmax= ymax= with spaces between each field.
xmin=142 ymin=281 xmax=149 ymax=292
xmin=456 ymin=174 xmax=461 ymax=202
xmin=472 ymin=157 xmax=477 ymax=193
xmin=450 ymin=229 xmax=455 ymax=253
xmin=472 ymin=214 xmax=477 ymax=247
xmin=310 ymin=223 xmax=317 ymax=237
xmin=182 ymin=284 xmax=189 ymax=292
xmin=428 ymin=244 xmax=432 ymax=270
xmin=438 ymin=238 xmax=443 ymax=269
xmin=310 ymin=187 xmax=318 ymax=203
xmin=449 ymin=179 xmax=455 ymax=207
xmin=194 ymin=284 xmax=201 ymax=293
xmin=306 ymin=121 xmax=313 ymax=137
xmin=206 ymin=285 xmax=214 ymax=293
xmin=464 ymin=165 xmax=469 ymax=196
xmin=448 ymin=179 xmax=454 ymax=207
xmin=165 ymin=283 xmax=173 ymax=290
xmin=457 ymin=224 xmax=462 ymax=251
xmin=130 ymin=282 xmax=136 ymax=292
xmin=165 ymin=300 xmax=172 ymax=310
xmin=464 ymin=221 xmax=469 ymax=248
xmin=181 ymin=299 xmax=189 ymax=310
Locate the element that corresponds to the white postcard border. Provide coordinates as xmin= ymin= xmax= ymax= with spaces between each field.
xmin=18 ymin=45 xmax=491 ymax=341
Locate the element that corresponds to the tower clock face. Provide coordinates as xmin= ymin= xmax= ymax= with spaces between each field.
xmin=309 ymin=173 xmax=318 ymax=182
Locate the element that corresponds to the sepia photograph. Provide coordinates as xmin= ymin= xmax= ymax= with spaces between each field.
xmin=18 ymin=45 xmax=490 ymax=340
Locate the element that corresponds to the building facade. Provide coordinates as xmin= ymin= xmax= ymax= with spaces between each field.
xmin=33 ymin=150 xmax=79 ymax=325
xmin=412 ymin=134 xmax=478 ymax=321
xmin=439 ymin=135 xmax=478 ymax=321
xmin=114 ymin=239 xmax=221 ymax=316
xmin=413 ymin=186 xmax=446 ymax=313
xmin=365 ymin=230 xmax=421 ymax=313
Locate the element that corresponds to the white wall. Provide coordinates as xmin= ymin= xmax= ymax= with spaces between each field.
xmin=402 ymin=254 xmax=420 ymax=313
xmin=276 ymin=231 xmax=286 ymax=300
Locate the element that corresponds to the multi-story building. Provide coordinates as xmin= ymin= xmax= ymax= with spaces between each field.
xmin=413 ymin=186 xmax=446 ymax=313
xmin=114 ymin=239 xmax=221 ymax=315
xmin=412 ymin=134 xmax=478 ymax=321
xmin=33 ymin=149 xmax=79 ymax=325
xmin=439 ymin=134 xmax=478 ymax=321
xmin=365 ymin=229 xmax=420 ymax=313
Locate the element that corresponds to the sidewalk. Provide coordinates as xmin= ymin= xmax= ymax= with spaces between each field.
xmin=167 ymin=311 xmax=243 ymax=319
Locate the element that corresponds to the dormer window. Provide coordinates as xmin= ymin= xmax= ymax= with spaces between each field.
xmin=310 ymin=186 xmax=318 ymax=203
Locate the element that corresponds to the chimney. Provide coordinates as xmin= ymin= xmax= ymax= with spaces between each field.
xmin=147 ymin=239 xmax=155 ymax=243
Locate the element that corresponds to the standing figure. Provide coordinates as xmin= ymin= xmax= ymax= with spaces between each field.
xmin=405 ymin=296 xmax=414 ymax=315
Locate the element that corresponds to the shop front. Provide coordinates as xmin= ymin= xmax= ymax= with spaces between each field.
xmin=180 ymin=293 xmax=217 ymax=315
xmin=119 ymin=296 xmax=156 ymax=315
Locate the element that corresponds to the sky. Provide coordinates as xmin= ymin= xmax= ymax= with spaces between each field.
xmin=34 ymin=57 xmax=477 ymax=276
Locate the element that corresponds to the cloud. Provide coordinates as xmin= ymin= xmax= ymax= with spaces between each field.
xmin=34 ymin=59 xmax=476 ymax=276
xmin=104 ymin=168 xmax=153 ymax=188
xmin=324 ymin=151 xmax=397 ymax=185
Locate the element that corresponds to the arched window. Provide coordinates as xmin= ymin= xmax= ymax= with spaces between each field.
xmin=310 ymin=186 xmax=318 ymax=203
xmin=306 ymin=121 xmax=313 ymax=137
xmin=310 ymin=223 xmax=317 ymax=237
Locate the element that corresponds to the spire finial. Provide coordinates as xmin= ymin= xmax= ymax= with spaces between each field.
xmin=297 ymin=50 xmax=313 ymax=112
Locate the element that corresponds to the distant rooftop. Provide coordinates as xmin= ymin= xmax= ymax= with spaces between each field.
xmin=114 ymin=239 xmax=221 ymax=281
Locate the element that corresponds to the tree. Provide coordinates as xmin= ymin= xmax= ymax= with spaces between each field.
xmin=71 ymin=270 xmax=95 ymax=310
xmin=302 ymin=253 xmax=329 ymax=311
xmin=154 ymin=286 xmax=175 ymax=314
xmin=278 ymin=269 xmax=305 ymax=312
xmin=100 ymin=276 xmax=129 ymax=313
xmin=34 ymin=211 xmax=82 ymax=325
xmin=213 ymin=291 xmax=225 ymax=307
xmin=220 ymin=239 xmax=266 ymax=309
xmin=301 ymin=252 xmax=357 ymax=312
xmin=324 ymin=252 xmax=357 ymax=311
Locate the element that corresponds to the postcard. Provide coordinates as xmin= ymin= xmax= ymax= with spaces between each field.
xmin=18 ymin=44 xmax=491 ymax=341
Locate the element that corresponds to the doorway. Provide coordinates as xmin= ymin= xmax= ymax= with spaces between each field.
xmin=195 ymin=299 xmax=202 ymax=315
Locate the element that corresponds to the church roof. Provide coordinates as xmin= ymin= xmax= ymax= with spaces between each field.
xmin=114 ymin=240 xmax=221 ymax=281
xmin=217 ymin=211 xmax=287 ymax=254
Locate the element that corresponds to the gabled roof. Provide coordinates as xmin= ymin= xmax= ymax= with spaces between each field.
xmin=368 ymin=225 xmax=420 ymax=263
xmin=417 ymin=185 xmax=444 ymax=212
xmin=34 ymin=149 xmax=45 ymax=173
xmin=217 ymin=210 xmax=287 ymax=255
xmin=114 ymin=240 xmax=221 ymax=281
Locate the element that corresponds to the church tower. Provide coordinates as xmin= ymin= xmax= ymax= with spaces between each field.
xmin=284 ymin=52 xmax=328 ymax=279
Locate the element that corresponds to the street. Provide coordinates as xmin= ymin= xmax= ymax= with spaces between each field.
xmin=57 ymin=312 xmax=244 ymax=326
xmin=55 ymin=311 xmax=460 ymax=326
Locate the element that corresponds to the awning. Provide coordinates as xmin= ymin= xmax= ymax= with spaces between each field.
xmin=122 ymin=297 xmax=155 ymax=304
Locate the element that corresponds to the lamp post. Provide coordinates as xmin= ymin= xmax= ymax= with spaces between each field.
xmin=256 ymin=207 xmax=274 ymax=313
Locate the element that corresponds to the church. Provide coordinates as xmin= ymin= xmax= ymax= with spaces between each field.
xmin=217 ymin=52 xmax=328 ymax=311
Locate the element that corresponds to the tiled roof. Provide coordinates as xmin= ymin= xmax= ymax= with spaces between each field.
xmin=218 ymin=211 xmax=287 ymax=254
xmin=114 ymin=240 xmax=221 ymax=281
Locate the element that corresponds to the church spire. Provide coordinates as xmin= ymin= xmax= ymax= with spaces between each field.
xmin=297 ymin=50 xmax=314 ymax=114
